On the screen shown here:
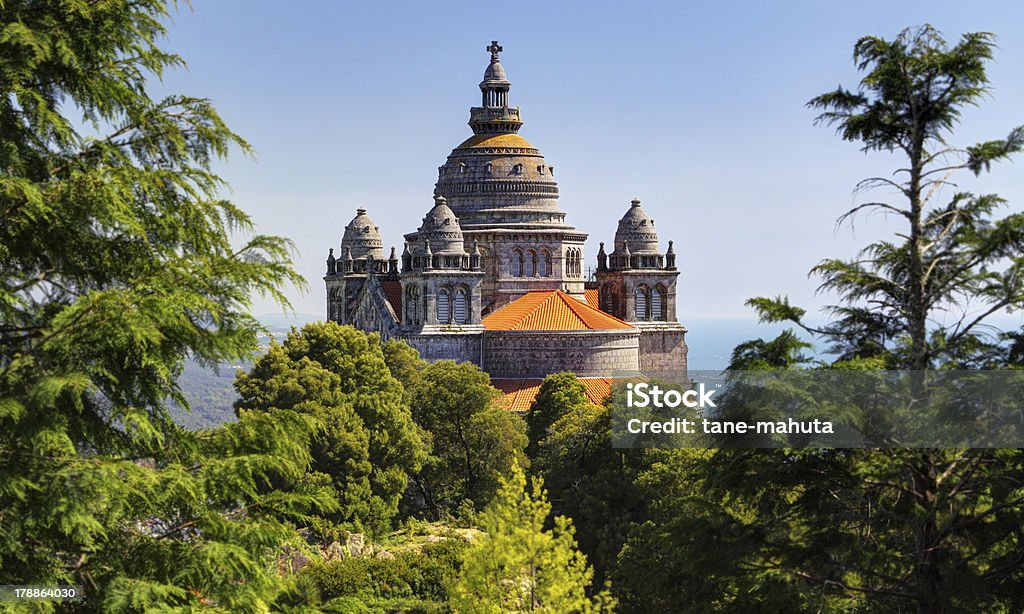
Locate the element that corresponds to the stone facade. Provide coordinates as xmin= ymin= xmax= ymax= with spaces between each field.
xmin=324 ymin=42 xmax=688 ymax=381
xmin=483 ymin=331 xmax=640 ymax=378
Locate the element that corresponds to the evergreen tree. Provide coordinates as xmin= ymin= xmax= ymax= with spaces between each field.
xmin=620 ymin=27 xmax=1024 ymax=614
xmin=525 ymin=371 xmax=590 ymax=459
xmin=235 ymin=323 xmax=427 ymax=535
xmin=408 ymin=359 xmax=526 ymax=518
xmin=546 ymin=406 xmax=646 ymax=590
xmin=0 ymin=1 xmax=329 ymax=608
xmin=449 ymin=462 xmax=614 ymax=613
xmin=750 ymin=25 xmax=1024 ymax=369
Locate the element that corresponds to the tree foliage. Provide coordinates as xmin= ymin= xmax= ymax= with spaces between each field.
xmin=449 ymin=462 xmax=614 ymax=613
xmin=526 ymin=371 xmax=589 ymax=458
xmin=235 ymin=323 xmax=427 ymax=535
xmin=405 ymin=358 xmax=527 ymax=518
xmin=526 ymin=373 xmax=645 ymax=587
xmin=0 ymin=1 xmax=329 ymax=607
xmin=617 ymin=448 xmax=1024 ymax=613
xmin=751 ymin=25 xmax=1024 ymax=370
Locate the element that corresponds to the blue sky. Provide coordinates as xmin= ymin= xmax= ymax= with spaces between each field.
xmin=153 ymin=0 xmax=1024 ymax=354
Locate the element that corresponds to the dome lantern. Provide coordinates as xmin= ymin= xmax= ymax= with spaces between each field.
xmin=470 ymin=41 xmax=522 ymax=135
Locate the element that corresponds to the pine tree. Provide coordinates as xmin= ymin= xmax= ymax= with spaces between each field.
xmin=449 ymin=462 xmax=614 ymax=613
xmin=0 ymin=1 xmax=329 ymax=609
xmin=750 ymin=25 xmax=1024 ymax=369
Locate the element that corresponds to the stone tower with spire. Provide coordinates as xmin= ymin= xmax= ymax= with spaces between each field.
xmin=595 ymin=198 xmax=686 ymax=375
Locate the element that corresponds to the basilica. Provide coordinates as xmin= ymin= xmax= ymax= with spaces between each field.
xmin=325 ymin=42 xmax=687 ymax=408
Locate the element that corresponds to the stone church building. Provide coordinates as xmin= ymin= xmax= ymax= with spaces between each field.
xmin=325 ymin=42 xmax=687 ymax=408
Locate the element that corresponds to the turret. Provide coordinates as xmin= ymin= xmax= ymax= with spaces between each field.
xmin=387 ymin=247 xmax=398 ymax=276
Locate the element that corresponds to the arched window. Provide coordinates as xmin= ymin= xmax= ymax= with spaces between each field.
xmin=511 ymin=249 xmax=523 ymax=277
xmin=437 ymin=287 xmax=451 ymax=323
xmin=539 ymin=250 xmax=551 ymax=277
xmin=405 ymin=285 xmax=421 ymax=325
xmin=454 ymin=287 xmax=469 ymax=324
xmin=525 ymin=250 xmax=536 ymax=277
xmin=635 ymin=285 xmax=649 ymax=321
xmin=567 ymin=248 xmax=582 ymax=278
xmin=652 ymin=285 xmax=665 ymax=321
xmin=600 ymin=283 xmax=616 ymax=314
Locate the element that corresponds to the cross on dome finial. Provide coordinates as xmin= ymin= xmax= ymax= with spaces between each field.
xmin=487 ymin=41 xmax=502 ymax=60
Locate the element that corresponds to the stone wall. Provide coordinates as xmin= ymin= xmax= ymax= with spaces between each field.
xmin=400 ymin=327 xmax=484 ymax=365
xmin=637 ymin=323 xmax=688 ymax=379
xmin=483 ymin=330 xmax=639 ymax=378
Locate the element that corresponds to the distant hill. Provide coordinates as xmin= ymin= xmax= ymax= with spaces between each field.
xmin=256 ymin=312 xmax=322 ymax=332
xmin=171 ymin=313 xmax=321 ymax=430
xmin=170 ymin=359 xmax=243 ymax=430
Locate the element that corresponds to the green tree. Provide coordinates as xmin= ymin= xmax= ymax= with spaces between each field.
xmin=618 ymin=447 xmax=1024 ymax=614
xmin=526 ymin=375 xmax=645 ymax=587
xmin=751 ymin=25 xmax=1024 ymax=369
xmin=381 ymin=338 xmax=425 ymax=405
xmin=449 ymin=462 xmax=614 ymax=613
xmin=525 ymin=371 xmax=589 ymax=459
xmin=545 ymin=405 xmax=646 ymax=591
xmin=0 ymin=1 xmax=329 ymax=608
xmin=233 ymin=342 xmax=375 ymax=534
xmin=235 ymin=323 xmax=427 ymax=534
xmin=635 ymin=26 xmax=1024 ymax=614
xmin=409 ymin=359 xmax=526 ymax=517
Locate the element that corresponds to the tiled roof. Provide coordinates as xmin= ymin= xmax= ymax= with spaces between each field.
xmin=579 ymin=378 xmax=613 ymax=406
xmin=483 ymin=290 xmax=634 ymax=331
xmin=381 ymin=280 xmax=402 ymax=320
xmin=583 ymin=288 xmax=599 ymax=308
xmin=492 ymin=379 xmax=542 ymax=413
xmin=455 ymin=133 xmax=536 ymax=150
xmin=493 ymin=378 xmax=614 ymax=413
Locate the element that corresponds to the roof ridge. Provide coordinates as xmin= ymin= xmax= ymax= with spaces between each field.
xmin=482 ymin=289 xmax=634 ymax=331
xmin=559 ymin=289 xmax=634 ymax=329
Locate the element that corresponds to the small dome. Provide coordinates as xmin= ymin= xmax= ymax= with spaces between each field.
xmin=340 ymin=208 xmax=385 ymax=259
xmin=418 ymin=196 xmax=466 ymax=255
xmin=613 ymin=198 xmax=660 ymax=254
xmin=483 ymin=59 xmax=508 ymax=83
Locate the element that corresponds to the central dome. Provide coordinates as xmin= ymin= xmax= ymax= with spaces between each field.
xmin=433 ymin=44 xmax=567 ymax=230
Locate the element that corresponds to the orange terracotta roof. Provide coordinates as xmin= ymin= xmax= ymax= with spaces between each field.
xmin=455 ymin=133 xmax=536 ymax=150
xmin=381 ymin=280 xmax=402 ymax=320
xmin=492 ymin=379 xmax=543 ymax=413
xmin=483 ymin=290 xmax=634 ymax=331
xmin=580 ymin=377 xmax=613 ymax=406
xmin=583 ymin=288 xmax=599 ymax=308
xmin=492 ymin=378 xmax=614 ymax=412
